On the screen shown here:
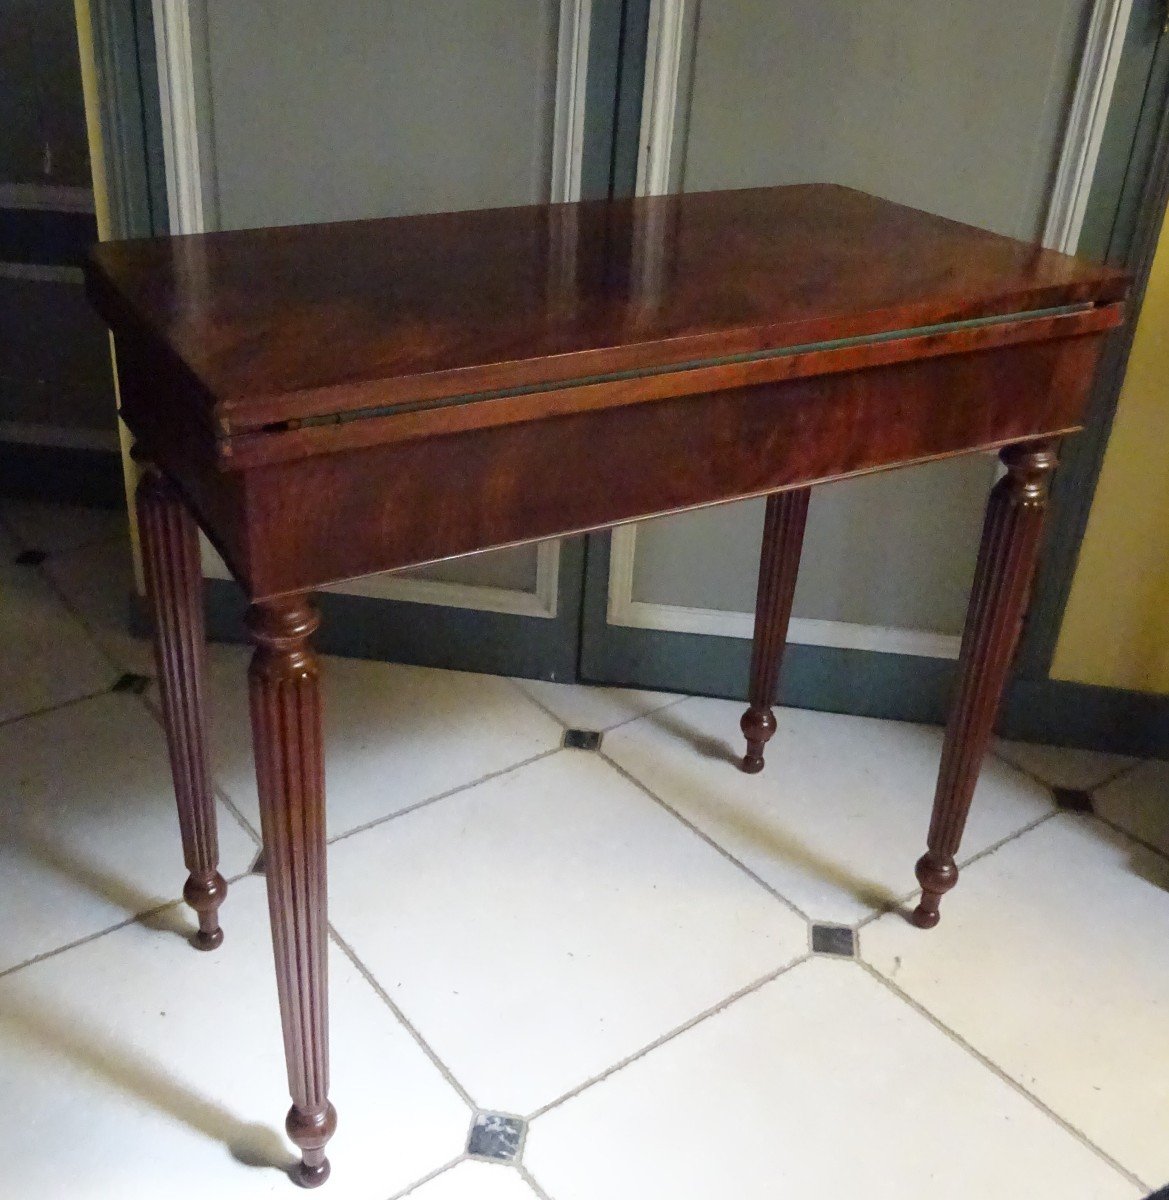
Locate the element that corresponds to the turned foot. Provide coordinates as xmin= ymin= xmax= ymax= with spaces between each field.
xmin=184 ymin=868 xmax=227 ymax=949
xmin=288 ymin=1102 xmax=337 ymax=1188
xmin=910 ymin=853 xmax=958 ymax=928
xmin=740 ymin=706 xmax=777 ymax=774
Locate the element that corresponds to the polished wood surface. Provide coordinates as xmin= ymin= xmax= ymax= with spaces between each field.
xmin=88 ymin=185 xmax=1126 ymax=442
xmin=741 ymin=489 xmax=810 ymax=773
xmin=247 ymin=597 xmax=335 ymax=1187
xmin=88 ymin=184 xmax=1128 ymax=1187
xmin=136 ymin=461 xmax=225 ymax=950
xmin=912 ymin=441 xmax=1059 ymax=928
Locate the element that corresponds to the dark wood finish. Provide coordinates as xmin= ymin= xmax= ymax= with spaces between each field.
xmin=127 ymin=328 xmax=1107 ymax=601
xmin=86 ymin=185 xmax=1130 ymax=1186
xmin=135 ymin=459 xmax=225 ymax=950
xmin=912 ymin=441 xmax=1059 ymax=929
xmin=247 ymin=597 xmax=335 ymax=1187
xmin=88 ymin=185 xmax=1125 ymax=443
xmin=740 ymin=488 xmax=811 ymax=773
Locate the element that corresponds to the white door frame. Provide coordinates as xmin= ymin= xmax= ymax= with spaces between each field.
xmin=145 ymin=0 xmax=593 ymax=619
xmin=605 ymin=0 xmax=1134 ymax=659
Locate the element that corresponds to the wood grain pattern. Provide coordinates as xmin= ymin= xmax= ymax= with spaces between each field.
xmin=135 ymin=460 xmax=225 ymax=950
xmin=87 ymin=185 xmax=1127 ymax=443
xmin=912 ymin=441 xmax=1058 ymax=928
xmin=247 ymin=597 xmax=335 ymax=1187
xmin=233 ymin=330 xmax=1104 ymax=600
xmin=740 ymin=489 xmax=811 ymax=773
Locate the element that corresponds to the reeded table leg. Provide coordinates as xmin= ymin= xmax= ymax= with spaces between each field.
xmin=247 ymin=597 xmax=336 ymax=1187
xmin=740 ymin=488 xmax=811 ymax=773
xmin=136 ymin=463 xmax=225 ymax=950
xmin=912 ymin=440 xmax=1057 ymax=929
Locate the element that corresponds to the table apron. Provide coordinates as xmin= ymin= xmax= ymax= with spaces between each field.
xmin=144 ymin=331 xmax=1104 ymax=600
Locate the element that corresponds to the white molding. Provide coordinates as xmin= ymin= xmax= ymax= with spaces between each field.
xmin=323 ymin=541 xmax=560 ymax=619
xmin=1043 ymin=0 xmax=1134 ymax=252
xmin=200 ymin=537 xmax=560 ymax=619
xmin=636 ymin=0 xmax=692 ymax=197
xmin=152 ymin=0 xmax=204 ymax=234
xmin=605 ymin=524 xmax=961 ymax=660
xmin=551 ymin=0 xmax=592 ymax=203
xmin=0 ymin=183 xmax=94 ymax=212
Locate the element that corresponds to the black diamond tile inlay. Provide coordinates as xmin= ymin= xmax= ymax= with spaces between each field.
xmin=249 ymin=849 xmax=266 ymax=875
xmin=1053 ymin=786 xmax=1094 ymax=814
xmin=111 ymin=672 xmax=151 ymax=695
xmin=811 ymin=923 xmax=856 ymax=957
xmin=14 ymin=548 xmax=47 ymax=566
xmin=563 ymin=728 xmax=602 ymax=751
xmin=467 ymin=1112 xmax=525 ymax=1162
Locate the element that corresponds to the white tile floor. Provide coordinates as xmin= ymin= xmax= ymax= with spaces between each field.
xmin=0 ymin=498 xmax=1165 ymax=1200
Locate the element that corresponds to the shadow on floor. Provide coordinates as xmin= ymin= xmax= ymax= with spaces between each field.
xmin=0 ymin=986 xmax=294 ymax=1175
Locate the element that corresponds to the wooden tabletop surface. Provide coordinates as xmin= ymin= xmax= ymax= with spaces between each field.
xmin=88 ymin=184 xmax=1127 ymax=436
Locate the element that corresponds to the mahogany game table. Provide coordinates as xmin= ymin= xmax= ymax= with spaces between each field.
xmin=87 ymin=184 xmax=1127 ymax=1186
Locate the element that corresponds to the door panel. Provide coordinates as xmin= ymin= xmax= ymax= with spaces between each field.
xmin=193 ymin=0 xmax=569 ymax=639
xmin=599 ymin=0 xmax=1093 ymax=681
xmin=628 ymin=456 xmax=992 ymax=633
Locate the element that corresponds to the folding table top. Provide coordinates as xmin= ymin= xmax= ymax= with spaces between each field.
xmin=87 ymin=183 xmax=1128 ymax=445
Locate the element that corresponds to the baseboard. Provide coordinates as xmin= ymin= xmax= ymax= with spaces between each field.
xmin=1001 ymin=676 xmax=1169 ymax=759
xmin=0 ymin=441 xmax=126 ymax=508
xmin=579 ymin=603 xmax=1169 ymax=760
xmin=109 ymin=577 xmax=1161 ymax=760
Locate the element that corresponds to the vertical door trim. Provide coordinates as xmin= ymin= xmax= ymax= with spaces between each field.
xmin=151 ymin=0 xmax=203 ymax=234
xmin=552 ymin=0 xmax=593 ymax=203
xmin=635 ymin=0 xmax=695 ymax=195
xmin=1043 ymin=0 xmax=1136 ymax=251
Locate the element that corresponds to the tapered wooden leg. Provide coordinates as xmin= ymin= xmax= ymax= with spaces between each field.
xmin=247 ymin=597 xmax=335 ymax=1188
xmin=136 ymin=463 xmax=225 ymax=950
xmin=912 ymin=440 xmax=1058 ymax=929
xmin=740 ymin=488 xmax=811 ymax=773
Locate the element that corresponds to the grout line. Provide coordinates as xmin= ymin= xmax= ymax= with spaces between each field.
xmin=852 ymin=809 xmax=1060 ymax=933
xmin=215 ymin=782 xmax=261 ymax=846
xmin=0 ymin=685 xmax=118 ymax=729
xmin=329 ymin=925 xmax=480 ymax=1111
xmin=129 ymin=674 xmax=263 ymax=848
xmin=525 ymin=953 xmax=811 ymax=1121
xmin=597 ymin=750 xmax=813 ymax=924
xmin=215 ymin=785 xmax=260 ymax=844
xmin=504 ymin=674 xmax=690 ymax=736
xmin=385 ymin=1154 xmax=468 ymax=1200
xmin=987 ymin=742 xmax=1136 ymax=798
xmin=517 ymin=1162 xmax=558 ymax=1200
xmin=0 ymin=867 xmax=255 ymax=982
xmin=1090 ymin=758 xmax=1145 ymax=792
xmin=1090 ymin=808 xmax=1169 ymax=872
xmin=501 ymin=676 xmax=572 ymax=728
xmin=18 ymin=525 xmax=131 ymax=682
xmin=857 ymin=959 xmax=1151 ymax=1194
xmin=327 ymin=745 xmax=566 ymax=847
